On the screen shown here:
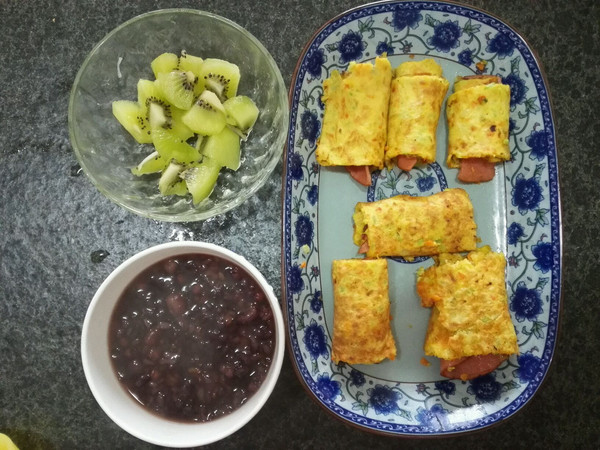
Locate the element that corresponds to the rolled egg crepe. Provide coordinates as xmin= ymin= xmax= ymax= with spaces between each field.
xmin=416 ymin=246 xmax=518 ymax=379
xmin=316 ymin=56 xmax=392 ymax=168
xmin=352 ymin=188 xmax=477 ymax=258
xmin=386 ymin=59 xmax=449 ymax=166
xmin=446 ymin=75 xmax=511 ymax=168
xmin=331 ymin=258 xmax=396 ymax=364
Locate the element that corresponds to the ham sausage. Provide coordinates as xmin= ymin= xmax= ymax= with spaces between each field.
xmin=346 ymin=166 xmax=372 ymax=186
xmin=357 ymin=240 xmax=369 ymax=255
xmin=396 ymin=155 xmax=418 ymax=171
xmin=440 ymin=354 xmax=508 ymax=380
xmin=457 ymin=158 xmax=496 ymax=183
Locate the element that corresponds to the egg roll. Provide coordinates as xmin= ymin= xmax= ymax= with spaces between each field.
xmin=352 ymin=188 xmax=477 ymax=258
xmin=446 ymin=75 xmax=510 ymax=181
xmin=331 ymin=258 xmax=396 ymax=365
xmin=386 ymin=59 xmax=449 ymax=167
xmin=417 ymin=246 xmax=518 ymax=374
xmin=316 ymin=56 xmax=392 ymax=168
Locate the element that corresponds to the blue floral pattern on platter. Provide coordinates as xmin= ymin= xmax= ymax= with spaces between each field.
xmin=283 ymin=1 xmax=560 ymax=436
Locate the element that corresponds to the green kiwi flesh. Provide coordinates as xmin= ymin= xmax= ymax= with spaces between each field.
xmin=152 ymin=126 xmax=200 ymax=164
xmin=181 ymin=157 xmax=222 ymax=204
xmin=182 ymin=90 xmax=227 ymax=136
xmin=138 ymin=79 xmax=193 ymax=140
xmin=202 ymin=126 xmax=241 ymax=170
xmin=199 ymin=58 xmax=240 ymax=100
xmin=223 ymin=95 xmax=259 ymax=133
xmin=179 ymin=51 xmax=203 ymax=75
xmin=151 ymin=52 xmax=179 ymax=78
xmin=158 ymin=161 xmax=184 ymax=195
xmin=112 ymin=100 xmax=152 ymax=144
xmin=131 ymin=151 xmax=168 ymax=175
xmin=170 ymin=107 xmax=195 ymax=141
xmin=157 ymin=70 xmax=196 ymax=110
xmin=163 ymin=179 xmax=188 ymax=196
xmin=116 ymin=51 xmax=256 ymax=203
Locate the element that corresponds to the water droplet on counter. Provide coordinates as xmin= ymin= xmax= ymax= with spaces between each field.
xmin=91 ymin=249 xmax=110 ymax=263
xmin=71 ymin=164 xmax=83 ymax=177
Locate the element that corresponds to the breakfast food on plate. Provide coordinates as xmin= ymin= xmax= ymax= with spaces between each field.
xmin=331 ymin=258 xmax=396 ymax=364
xmin=112 ymin=50 xmax=259 ymax=204
xmin=416 ymin=246 xmax=519 ymax=380
xmin=446 ymin=75 xmax=511 ymax=183
xmin=109 ymin=253 xmax=276 ymax=423
xmin=316 ymin=56 xmax=392 ymax=186
xmin=352 ymin=188 xmax=477 ymax=258
xmin=386 ymin=59 xmax=449 ymax=171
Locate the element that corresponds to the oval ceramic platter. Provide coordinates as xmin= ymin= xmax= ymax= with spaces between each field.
xmin=282 ymin=0 xmax=560 ymax=436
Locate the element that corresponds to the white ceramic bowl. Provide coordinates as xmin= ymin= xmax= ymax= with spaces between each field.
xmin=81 ymin=242 xmax=285 ymax=447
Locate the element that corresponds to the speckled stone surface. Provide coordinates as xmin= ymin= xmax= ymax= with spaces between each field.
xmin=1 ymin=0 xmax=599 ymax=449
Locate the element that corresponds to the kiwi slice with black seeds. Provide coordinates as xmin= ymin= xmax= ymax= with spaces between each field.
xmin=137 ymin=79 xmax=194 ymax=140
xmin=131 ymin=151 xmax=168 ymax=175
xmin=199 ymin=58 xmax=240 ymax=101
xmin=112 ymin=100 xmax=152 ymax=144
xmin=179 ymin=51 xmax=206 ymax=96
xmin=182 ymin=90 xmax=227 ymax=136
xmin=116 ymin=51 xmax=259 ymax=202
xmin=157 ymin=70 xmax=197 ymax=110
xmin=181 ymin=157 xmax=222 ymax=204
xmin=158 ymin=160 xmax=184 ymax=195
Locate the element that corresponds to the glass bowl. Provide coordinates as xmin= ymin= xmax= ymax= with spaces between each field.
xmin=68 ymin=9 xmax=288 ymax=222
xmin=81 ymin=241 xmax=285 ymax=447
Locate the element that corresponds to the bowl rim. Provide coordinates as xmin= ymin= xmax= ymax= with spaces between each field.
xmin=68 ymin=8 xmax=289 ymax=222
xmin=80 ymin=241 xmax=285 ymax=447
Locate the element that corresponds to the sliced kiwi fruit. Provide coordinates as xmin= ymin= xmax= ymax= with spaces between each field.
xmin=170 ymin=107 xmax=195 ymax=141
xmin=131 ymin=151 xmax=168 ymax=175
xmin=112 ymin=100 xmax=152 ymax=144
xmin=152 ymin=127 xmax=200 ymax=164
xmin=138 ymin=79 xmax=171 ymax=128
xmin=199 ymin=58 xmax=240 ymax=101
xmin=223 ymin=95 xmax=259 ymax=138
xmin=181 ymin=157 xmax=222 ymax=204
xmin=156 ymin=70 xmax=196 ymax=110
xmin=179 ymin=51 xmax=203 ymax=75
xmin=158 ymin=160 xmax=184 ymax=195
xmin=179 ymin=51 xmax=205 ymax=93
xmin=202 ymin=126 xmax=241 ymax=170
xmin=151 ymin=52 xmax=179 ymax=78
xmin=147 ymin=101 xmax=169 ymax=128
xmin=163 ymin=179 xmax=188 ymax=196
xmin=114 ymin=51 xmax=259 ymax=203
xmin=194 ymin=134 xmax=205 ymax=152
xmin=137 ymin=78 xmax=164 ymax=108
xmin=138 ymin=79 xmax=194 ymax=140
xmin=182 ymin=90 xmax=227 ymax=136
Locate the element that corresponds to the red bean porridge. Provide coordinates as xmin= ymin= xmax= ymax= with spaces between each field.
xmin=108 ymin=253 xmax=275 ymax=423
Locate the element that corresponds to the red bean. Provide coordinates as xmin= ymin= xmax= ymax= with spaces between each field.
xmin=166 ymin=294 xmax=186 ymax=316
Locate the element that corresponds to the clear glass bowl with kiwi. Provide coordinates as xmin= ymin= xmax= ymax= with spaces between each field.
xmin=69 ymin=9 xmax=288 ymax=222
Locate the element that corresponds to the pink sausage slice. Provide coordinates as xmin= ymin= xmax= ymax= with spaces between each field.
xmin=457 ymin=158 xmax=496 ymax=183
xmin=440 ymin=354 xmax=508 ymax=380
xmin=396 ymin=155 xmax=418 ymax=171
xmin=346 ymin=166 xmax=372 ymax=186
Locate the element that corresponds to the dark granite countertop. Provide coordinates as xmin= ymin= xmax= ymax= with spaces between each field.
xmin=1 ymin=0 xmax=599 ymax=449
